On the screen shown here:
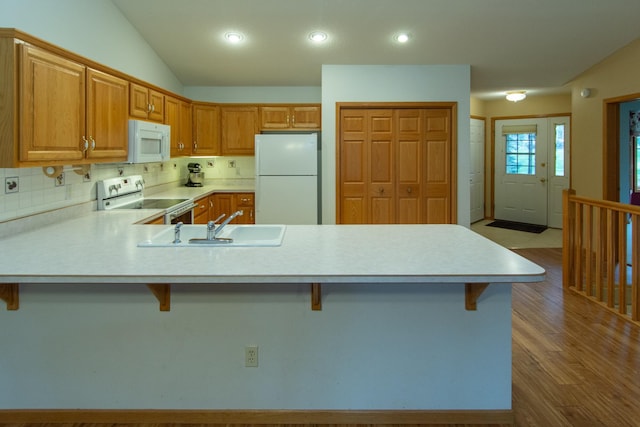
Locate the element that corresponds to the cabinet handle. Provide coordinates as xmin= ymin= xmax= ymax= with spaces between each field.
xmin=292 ymin=115 xmax=295 ymax=125
xmin=193 ymin=142 xmax=198 ymax=152
xmin=209 ymin=200 xmax=213 ymax=208
xmin=90 ymin=136 xmax=96 ymax=150
xmin=286 ymin=115 xmax=290 ymax=126
xmin=82 ymin=136 xmax=89 ymax=152
xmin=151 ymin=104 xmax=155 ymax=113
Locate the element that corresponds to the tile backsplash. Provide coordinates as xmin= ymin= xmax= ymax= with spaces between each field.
xmin=0 ymin=156 xmax=255 ymax=223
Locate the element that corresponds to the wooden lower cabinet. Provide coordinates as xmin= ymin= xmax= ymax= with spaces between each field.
xmin=338 ymin=105 xmax=454 ymax=224
xmin=194 ymin=193 xmax=254 ymax=225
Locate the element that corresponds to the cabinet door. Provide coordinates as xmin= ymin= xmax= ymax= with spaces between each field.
xmin=166 ymin=97 xmax=193 ymax=156
xmin=260 ymin=106 xmax=290 ymax=130
xmin=148 ymin=89 xmax=164 ymax=122
xmin=221 ymin=106 xmax=259 ymax=155
xmin=292 ymin=105 xmax=321 ymax=129
xmin=212 ymin=194 xmax=234 ymax=221
xmin=20 ymin=44 xmax=86 ymax=163
xmin=193 ymin=104 xmax=220 ymax=156
xmin=129 ymin=82 xmax=150 ymax=119
xmin=235 ymin=193 xmax=255 ymax=224
xmin=86 ymin=68 xmax=128 ymax=161
xmin=165 ymin=96 xmax=181 ymax=156
xmin=193 ymin=195 xmax=211 ymax=224
xmin=179 ymin=100 xmax=193 ymax=155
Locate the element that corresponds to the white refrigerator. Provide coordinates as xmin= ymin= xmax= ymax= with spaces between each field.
xmin=255 ymin=133 xmax=319 ymax=224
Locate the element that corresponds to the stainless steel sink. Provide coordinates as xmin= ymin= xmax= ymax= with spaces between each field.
xmin=138 ymin=224 xmax=286 ymax=247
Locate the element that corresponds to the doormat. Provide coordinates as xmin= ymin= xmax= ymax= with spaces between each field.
xmin=486 ymin=220 xmax=547 ymax=234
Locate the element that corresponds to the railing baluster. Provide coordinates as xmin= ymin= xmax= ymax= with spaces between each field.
xmin=585 ymin=205 xmax=593 ymax=296
xmin=618 ymin=210 xmax=627 ymax=315
xmin=632 ymin=215 xmax=640 ymax=321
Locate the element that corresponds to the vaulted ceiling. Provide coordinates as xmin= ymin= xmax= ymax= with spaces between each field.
xmin=113 ymin=0 xmax=640 ymax=100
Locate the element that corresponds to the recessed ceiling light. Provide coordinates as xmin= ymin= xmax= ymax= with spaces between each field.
xmin=308 ymin=31 xmax=328 ymax=43
xmin=224 ymin=32 xmax=244 ymax=43
xmin=394 ymin=33 xmax=411 ymax=43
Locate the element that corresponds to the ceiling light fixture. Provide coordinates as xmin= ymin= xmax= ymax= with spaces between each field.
xmin=506 ymin=91 xmax=527 ymax=102
xmin=394 ymin=33 xmax=411 ymax=43
xmin=308 ymin=31 xmax=328 ymax=43
xmin=224 ymin=32 xmax=244 ymax=43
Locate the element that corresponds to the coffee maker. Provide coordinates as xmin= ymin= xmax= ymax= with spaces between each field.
xmin=186 ymin=163 xmax=204 ymax=187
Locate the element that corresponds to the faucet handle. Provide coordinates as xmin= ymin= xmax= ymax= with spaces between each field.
xmin=213 ymin=213 xmax=225 ymax=224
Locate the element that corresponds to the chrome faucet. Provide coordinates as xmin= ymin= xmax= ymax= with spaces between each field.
xmin=213 ymin=210 xmax=243 ymax=238
xmin=207 ymin=214 xmax=226 ymax=240
xmin=173 ymin=221 xmax=183 ymax=243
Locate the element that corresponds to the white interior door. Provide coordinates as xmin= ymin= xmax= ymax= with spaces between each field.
xmin=494 ymin=118 xmax=548 ymax=225
xmin=470 ymin=118 xmax=485 ymax=223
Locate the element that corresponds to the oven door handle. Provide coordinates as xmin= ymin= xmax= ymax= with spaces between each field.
xmin=168 ymin=202 xmax=198 ymax=219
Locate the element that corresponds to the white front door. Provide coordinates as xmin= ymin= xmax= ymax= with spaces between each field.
xmin=494 ymin=117 xmax=570 ymax=227
xmin=495 ymin=118 xmax=548 ymax=225
xmin=470 ymin=118 xmax=485 ymax=223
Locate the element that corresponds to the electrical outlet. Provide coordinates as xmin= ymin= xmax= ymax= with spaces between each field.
xmin=245 ymin=345 xmax=258 ymax=367
xmin=5 ymin=177 xmax=18 ymax=194
xmin=55 ymin=173 xmax=65 ymax=187
xmin=117 ymin=167 xmax=124 ymax=176
xmin=207 ymin=160 xmax=214 ymax=168
xmin=228 ymin=160 xmax=236 ymax=168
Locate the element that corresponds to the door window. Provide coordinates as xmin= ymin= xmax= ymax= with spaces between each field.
xmin=505 ymin=132 xmax=536 ymax=175
xmin=554 ymin=123 xmax=566 ymax=177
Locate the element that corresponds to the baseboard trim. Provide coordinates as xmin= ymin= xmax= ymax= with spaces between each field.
xmin=0 ymin=409 xmax=514 ymax=425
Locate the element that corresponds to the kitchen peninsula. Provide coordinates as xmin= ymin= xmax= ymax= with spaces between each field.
xmin=0 ymin=209 xmax=544 ymax=425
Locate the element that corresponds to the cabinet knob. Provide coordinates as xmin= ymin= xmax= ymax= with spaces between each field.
xmin=407 ymin=187 xmax=412 ymax=194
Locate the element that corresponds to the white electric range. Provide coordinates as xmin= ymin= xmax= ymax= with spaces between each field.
xmin=97 ymin=175 xmax=196 ymax=224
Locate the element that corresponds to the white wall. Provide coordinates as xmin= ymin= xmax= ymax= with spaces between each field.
xmin=321 ymin=65 xmax=471 ymax=226
xmin=184 ymin=86 xmax=321 ymax=103
xmin=1 ymin=282 xmax=512 ymax=410
xmin=0 ymin=0 xmax=183 ymax=93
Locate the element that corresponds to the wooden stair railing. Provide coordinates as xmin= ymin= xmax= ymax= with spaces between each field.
xmin=563 ymin=189 xmax=640 ymax=323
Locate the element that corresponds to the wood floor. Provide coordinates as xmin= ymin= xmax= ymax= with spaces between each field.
xmin=511 ymin=247 xmax=640 ymax=426
xmin=2 ymin=248 xmax=639 ymax=427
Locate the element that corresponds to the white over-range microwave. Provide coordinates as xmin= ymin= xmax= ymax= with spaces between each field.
xmin=128 ymin=119 xmax=171 ymax=163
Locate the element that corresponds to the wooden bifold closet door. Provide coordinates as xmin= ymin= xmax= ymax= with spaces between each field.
xmin=338 ymin=104 xmax=455 ymax=224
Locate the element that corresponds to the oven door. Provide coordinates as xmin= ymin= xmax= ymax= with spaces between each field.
xmin=165 ymin=204 xmax=195 ymax=224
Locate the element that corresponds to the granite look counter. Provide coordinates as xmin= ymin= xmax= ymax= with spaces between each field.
xmin=0 ymin=210 xmax=544 ymax=423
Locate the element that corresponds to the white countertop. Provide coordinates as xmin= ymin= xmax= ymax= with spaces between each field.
xmin=0 ymin=208 xmax=544 ymax=284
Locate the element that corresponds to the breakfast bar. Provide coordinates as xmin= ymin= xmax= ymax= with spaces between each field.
xmin=0 ymin=212 xmax=544 ymax=424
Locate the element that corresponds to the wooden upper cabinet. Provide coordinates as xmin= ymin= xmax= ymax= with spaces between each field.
xmin=86 ymin=68 xmax=128 ymax=160
xmin=260 ymin=104 xmax=320 ymax=130
xmin=130 ymin=82 xmax=164 ymax=122
xmin=221 ymin=106 xmax=259 ymax=155
xmin=19 ymin=44 xmax=86 ymax=163
xmin=16 ymin=44 xmax=128 ymax=165
xmin=165 ymin=96 xmax=192 ymax=157
xmin=192 ymin=103 xmax=220 ymax=156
